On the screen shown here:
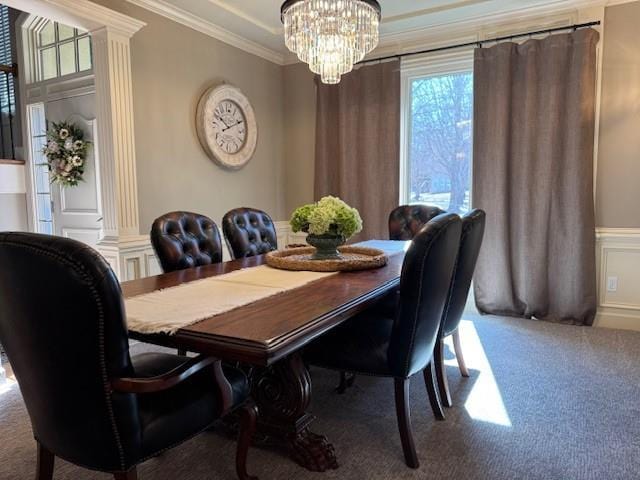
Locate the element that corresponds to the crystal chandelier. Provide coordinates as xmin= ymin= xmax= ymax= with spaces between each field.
xmin=281 ymin=0 xmax=382 ymax=84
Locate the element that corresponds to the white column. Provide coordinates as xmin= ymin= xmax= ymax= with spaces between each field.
xmin=92 ymin=26 xmax=140 ymax=240
xmin=90 ymin=26 xmax=155 ymax=279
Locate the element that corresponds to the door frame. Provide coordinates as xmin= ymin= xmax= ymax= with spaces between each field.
xmin=16 ymin=15 xmax=98 ymax=234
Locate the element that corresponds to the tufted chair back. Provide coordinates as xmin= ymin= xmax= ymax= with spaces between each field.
xmin=389 ymin=205 xmax=445 ymax=241
xmin=151 ymin=211 xmax=223 ymax=273
xmin=441 ymin=209 xmax=486 ymax=337
xmin=222 ymin=208 xmax=278 ymax=259
xmin=0 ymin=232 xmax=143 ymax=472
xmin=388 ymin=213 xmax=462 ymax=378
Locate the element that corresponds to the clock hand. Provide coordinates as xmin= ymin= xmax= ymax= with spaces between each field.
xmin=222 ymin=120 xmax=244 ymax=133
xmin=220 ymin=118 xmax=231 ymax=129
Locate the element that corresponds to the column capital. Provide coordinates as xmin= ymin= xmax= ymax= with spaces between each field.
xmin=90 ymin=24 xmax=141 ymax=42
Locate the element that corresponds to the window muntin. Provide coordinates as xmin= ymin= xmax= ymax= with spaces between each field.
xmin=36 ymin=20 xmax=92 ymax=81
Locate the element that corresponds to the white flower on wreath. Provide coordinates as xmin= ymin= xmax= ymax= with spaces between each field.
xmin=64 ymin=162 xmax=73 ymax=172
xmin=64 ymin=138 xmax=74 ymax=150
xmin=73 ymin=140 xmax=83 ymax=149
xmin=59 ymin=128 xmax=69 ymax=140
xmin=71 ymin=155 xmax=82 ymax=167
xmin=47 ymin=141 xmax=59 ymax=154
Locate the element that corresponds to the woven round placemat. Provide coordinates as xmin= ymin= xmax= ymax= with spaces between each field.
xmin=266 ymin=246 xmax=388 ymax=272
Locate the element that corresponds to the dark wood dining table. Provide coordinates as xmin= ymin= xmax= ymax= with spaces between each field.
xmin=121 ymin=240 xmax=408 ymax=472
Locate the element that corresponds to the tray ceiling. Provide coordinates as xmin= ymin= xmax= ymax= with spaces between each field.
xmin=127 ymin=0 xmax=605 ymax=64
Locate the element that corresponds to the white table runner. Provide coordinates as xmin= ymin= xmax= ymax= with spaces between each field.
xmin=125 ymin=265 xmax=335 ymax=335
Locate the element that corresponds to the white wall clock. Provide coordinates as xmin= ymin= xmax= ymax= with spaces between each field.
xmin=196 ymin=84 xmax=258 ymax=170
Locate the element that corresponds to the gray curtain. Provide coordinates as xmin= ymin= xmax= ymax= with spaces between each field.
xmin=472 ymin=29 xmax=599 ymax=326
xmin=315 ymin=60 xmax=400 ymax=242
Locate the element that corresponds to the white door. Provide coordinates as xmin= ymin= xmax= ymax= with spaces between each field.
xmin=45 ymin=93 xmax=102 ymax=247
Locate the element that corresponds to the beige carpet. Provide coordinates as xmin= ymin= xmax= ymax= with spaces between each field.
xmin=1 ymin=313 xmax=639 ymax=479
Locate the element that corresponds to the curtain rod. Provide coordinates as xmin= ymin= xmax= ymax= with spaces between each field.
xmin=360 ymin=21 xmax=601 ymax=65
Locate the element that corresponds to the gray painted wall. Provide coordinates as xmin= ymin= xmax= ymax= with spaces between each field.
xmin=283 ymin=63 xmax=316 ymax=217
xmin=96 ymin=0 xmax=286 ymax=231
xmin=596 ymin=1 xmax=640 ymax=228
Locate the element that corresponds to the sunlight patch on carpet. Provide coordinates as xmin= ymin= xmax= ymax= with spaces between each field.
xmin=448 ymin=319 xmax=512 ymax=427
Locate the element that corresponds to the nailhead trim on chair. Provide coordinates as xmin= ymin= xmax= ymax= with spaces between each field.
xmin=2 ymin=239 xmax=128 ymax=471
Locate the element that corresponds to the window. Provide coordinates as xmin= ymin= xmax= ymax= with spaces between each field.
xmin=26 ymin=103 xmax=53 ymax=235
xmin=36 ymin=20 xmax=92 ymax=81
xmin=0 ymin=5 xmax=16 ymax=159
xmin=401 ymin=55 xmax=473 ymax=214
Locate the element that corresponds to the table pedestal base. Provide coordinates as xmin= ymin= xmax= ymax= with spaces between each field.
xmin=251 ymin=353 xmax=338 ymax=472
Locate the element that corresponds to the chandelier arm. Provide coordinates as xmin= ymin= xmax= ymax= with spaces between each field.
xmin=280 ymin=0 xmax=382 ymax=22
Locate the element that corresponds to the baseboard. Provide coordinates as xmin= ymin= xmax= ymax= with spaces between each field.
xmin=594 ymin=309 xmax=640 ymax=331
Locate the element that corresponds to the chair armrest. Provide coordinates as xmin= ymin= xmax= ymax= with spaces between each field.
xmin=111 ymin=355 xmax=234 ymax=411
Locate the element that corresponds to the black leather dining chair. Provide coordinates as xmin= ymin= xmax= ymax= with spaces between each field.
xmin=151 ymin=211 xmax=224 ymax=273
xmin=150 ymin=211 xmax=224 ymax=356
xmin=435 ymin=209 xmax=486 ymax=407
xmin=334 ymin=204 xmax=447 ymax=394
xmin=222 ymin=208 xmax=278 ymax=259
xmin=389 ymin=204 xmax=445 ymax=241
xmin=304 ymin=213 xmax=462 ymax=469
xmin=0 ymin=232 xmax=258 ymax=480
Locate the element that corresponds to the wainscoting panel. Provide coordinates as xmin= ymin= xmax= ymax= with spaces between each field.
xmin=144 ymin=251 xmax=163 ymax=277
xmin=117 ymin=236 xmax=160 ymax=281
xmin=595 ymin=228 xmax=640 ymax=331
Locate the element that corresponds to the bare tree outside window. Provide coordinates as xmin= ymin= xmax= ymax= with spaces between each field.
xmin=409 ymin=72 xmax=473 ymax=214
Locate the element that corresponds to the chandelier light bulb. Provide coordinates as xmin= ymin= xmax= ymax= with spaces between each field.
xmin=281 ymin=0 xmax=382 ymax=84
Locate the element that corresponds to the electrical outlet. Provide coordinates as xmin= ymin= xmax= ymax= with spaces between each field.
xmin=607 ymin=276 xmax=618 ymax=292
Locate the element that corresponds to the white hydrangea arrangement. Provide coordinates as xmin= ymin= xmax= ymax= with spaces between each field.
xmin=290 ymin=196 xmax=363 ymax=239
xmin=42 ymin=121 xmax=90 ymax=187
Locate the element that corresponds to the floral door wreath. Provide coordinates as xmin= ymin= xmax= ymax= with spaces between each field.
xmin=42 ymin=121 xmax=91 ymax=187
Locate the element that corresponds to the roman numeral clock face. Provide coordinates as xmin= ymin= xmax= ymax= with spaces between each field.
xmin=213 ymin=101 xmax=246 ymax=154
xmin=196 ymin=85 xmax=258 ymax=170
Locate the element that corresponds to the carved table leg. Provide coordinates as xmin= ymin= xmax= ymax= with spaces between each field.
xmin=251 ymin=353 xmax=339 ymax=472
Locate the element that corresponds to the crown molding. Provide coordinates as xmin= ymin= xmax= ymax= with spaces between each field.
xmin=378 ymin=0 xmax=603 ymax=46
xmin=206 ymin=0 xmax=282 ymax=35
xmin=382 ymin=0 xmax=492 ymax=25
xmin=125 ymin=0 xmax=286 ymax=65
